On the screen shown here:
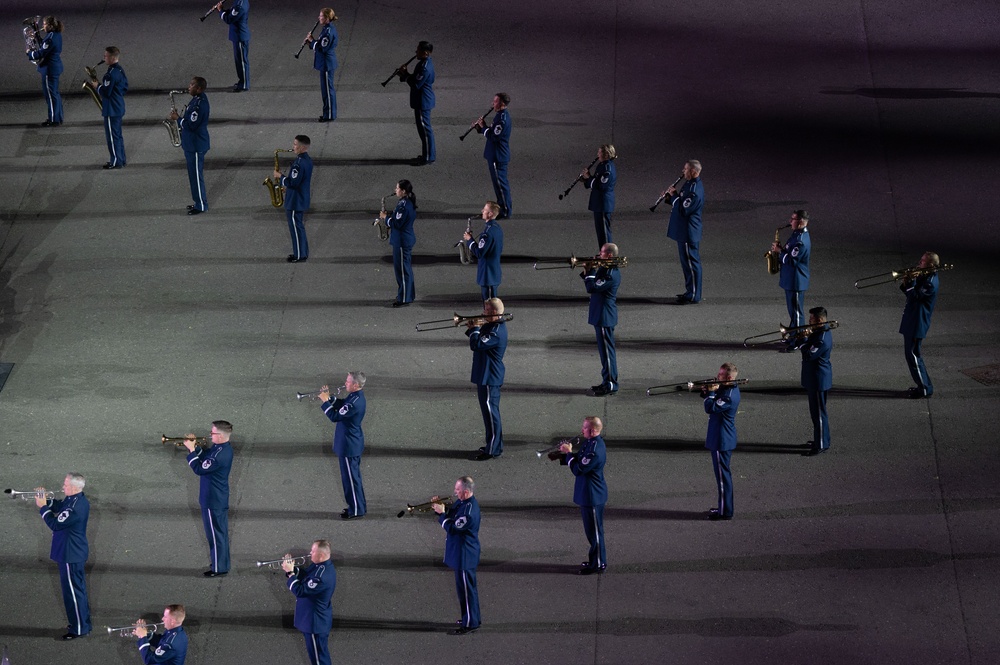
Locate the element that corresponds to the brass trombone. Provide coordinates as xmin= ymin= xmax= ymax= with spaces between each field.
xmin=296 ymin=385 xmax=345 ymax=401
xmin=397 ymin=495 xmax=453 ymax=517
xmin=255 ymin=555 xmax=308 ymax=569
xmin=536 ymin=437 xmax=580 ymax=459
xmin=415 ymin=312 xmax=513 ymax=332
xmin=107 ymin=621 xmax=164 ymax=637
xmin=533 ymin=255 xmax=628 ymax=270
xmin=854 ymin=264 xmax=953 ymax=289
xmin=82 ymin=60 xmax=104 ymax=110
xmin=646 ymin=378 xmax=748 ymax=396
xmin=5 ymin=488 xmax=56 ymax=501
xmin=743 ymin=321 xmax=839 ymax=348
xmin=161 ymin=434 xmax=209 ymax=448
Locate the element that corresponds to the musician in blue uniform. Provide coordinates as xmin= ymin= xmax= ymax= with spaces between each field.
xmin=171 ymin=77 xmax=210 ymax=215
xmin=702 ymin=363 xmax=740 ymax=520
xmin=794 ymin=307 xmax=833 ymax=455
xmin=215 ymin=0 xmax=250 ymax=91
xmin=474 ymin=93 xmax=512 ymax=218
xmin=899 ymin=251 xmax=940 ymax=398
xmin=432 ymin=477 xmax=481 ymax=635
xmin=466 ymin=297 xmax=507 ymax=461
xmin=184 ymin=421 xmax=234 ymax=576
xmin=396 ymin=41 xmax=435 ymax=164
xmin=319 ymin=372 xmax=367 ymax=519
xmin=583 ymin=243 xmax=621 ymax=396
xmin=380 ymin=179 xmax=417 ymax=307
xmin=305 ymin=8 xmax=338 ymax=122
xmin=275 ymin=135 xmax=313 ymax=262
xmin=663 ymin=160 xmax=704 ymax=304
xmin=86 ymin=46 xmax=128 ymax=169
xmin=557 ymin=417 xmax=608 ymax=574
xmin=773 ymin=210 xmax=811 ymax=341
xmin=582 ymin=144 xmax=617 ymax=249
xmin=134 ymin=605 xmax=188 ymax=664
xmin=36 ymin=473 xmax=91 ymax=639
xmin=282 ymin=540 xmax=336 ymax=665
xmin=26 ymin=16 xmax=63 ymax=127
xmin=463 ymin=201 xmax=503 ymax=300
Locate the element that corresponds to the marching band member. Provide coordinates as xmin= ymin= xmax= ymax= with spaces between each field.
xmin=184 ymin=421 xmax=234 ymax=577
xmin=215 ymin=0 xmax=250 ymax=91
xmin=463 ymin=201 xmax=504 ymax=300
xmin=305 ymin=8 xmax=338 ymax=122
xmin=475 ymin=93 xmax=512 ymax=219
xmin=282 ymin=541 xmax=336 ymax=665
xmin=583 ymin=243 xmax=621 ymax=396
xmin=582 ymin=144 xmax=617 ymax=249
xmin=558 ymin=417 xmax=608 ymax=575
xmin=794 ymin=307 xmax=833 ymax=455
xmin=396 ymin=41 xmax=435 ymax=164
xmin=276 ymin=135 xmax=314 ymax=263
xmin=134 ymin=605 xmax=188 ymax=664
xmin=899 ymin=251 xmax=940 ymax=398
xmin=319 ymin=372 xmax=368 ymax=519
xmin=36 ymin=473 xmax=91 ymax=639
xmin=773 ymin=210 xmax=811 ymax=344
xmin=466 ymin=298 xmax=507 ymax=461
xmin=702 ymin=363 xmax=740 ymax=520
xmin=663 ymin=160 xmax=704 ymax=304
xmin=381 ymin=179 xmax=417 ymax=307
xmin=87 ymin=46 xmax=128 ymax=169
xmin=26 ymin=16 xmax=64 ymax=127
xmin=432 ymin=477 xmax=481 ymax=635
xmin=171 ymin=77 xmax=211 ymax=215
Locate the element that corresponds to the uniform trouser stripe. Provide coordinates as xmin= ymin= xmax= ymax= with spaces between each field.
xmin=461 ymin=571 xmax=472 ymax=627
xmin=106 ymin=116 xmax=117 ymax=164
xmin=310 ymin=634 xmax=319 ymax=665
xmin=398 ymin=246 xmax=406 ymax=299
xmin=194 ymin=153 xmax=205 ymax=209
xmin=65 ymin=563 xmax=83 ymax=634
xmin=207 ymin=510 xmax=219 ymax=571
xmin=591 ymin=508 xmax=603 ymax=567
xmin=44 ymin=75 xmax=55 ymax=119
xmin=713 ymin=451 xmax=724 ymax=512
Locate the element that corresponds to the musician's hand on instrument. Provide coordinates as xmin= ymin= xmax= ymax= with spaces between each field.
xmin=378 ymin=210 xmax=387 ymax=220
xmin=273 ymin=170 xmax=282 ymax=181
xmin=474 ymin=117 xmax=486 ymax=129
xmin=770 ymin=242 xmax=781 ymax=252
xmin=169 ymin=110 xmax=179 ymax=121
xmin=213 ymin=1 xmax=224 ymax=10
xmin=280 ymin=554 xmax=296 ymax=573
xmin=581 ymin=169 xmax=591 ymax=179
xmin=133 ymin=620 xmax=147 ymax=639
xmin=305 ymin=33 xmax=315 ymax=43
xmin=559 ymin=442 xmax=573 ymax=454
xmin=182 ymin=434 xmax=198 ymax=452
xmin=463 ymin=231 xmax=473 ymax=241
xmin=431 ymin=502 xmax=445 ymax=514
xmin=318 ymin=385 xmax=332 ymax=402
xmin=34 ymin=487 xmax=47 ymax=508
xmin=666 ymin=186 xmax=678 ymax=196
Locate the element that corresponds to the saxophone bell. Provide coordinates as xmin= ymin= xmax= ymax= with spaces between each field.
xmin=264 ymin=149 xmax=294 ymax=208
xmin=765 ymin=224 xmax=791 ymax=275
xmin=162 ymin=90 xmax=184 ymax=148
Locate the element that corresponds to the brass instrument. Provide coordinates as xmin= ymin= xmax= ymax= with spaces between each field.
xmin=83 ymin=60 xmax=105 ymax=110
xmin=536 ymin=436 xmax=580 ymax=459
xmin=5 ymin=488 xmax=56 ymax=501
xmin=397 ymin=495 xmax=453 ymax=517
xmin=649 ymin=175 xmax=684 ymax=213
xmin=296 ymin=385 xmax=345 ymax=401
xmin=854 ymin=264 xmax=953 ymax=289
xmin=161 ymin=434 xmax=209 ymax=448
xmin=533 ymin=255 xmax=628 ymax=271
xmin=255 ymin=555 xmax=308 ymax=569
xmin=294 ymin=20 xmax=321 ymax=59
xmin=765 ymin=223 xmax=791 ymax=275
xmin=107 ymin=621 xmax=164 ymax=637
xmin=457 ymin=216 xmax=475 ymax=265
xmin=373 ymin=193 xmax=391 ymax=241
xmin=163 ymin=90 xmax=183 ymax=148
xmin=646 ymin=378 xmax=748 ymax=396
xmin=459 ymin=107 xmax=494 ymax=141
xmin=23 ymin=16 xmax=42 ymax=54
xmin=743 ymin=321 xmax=839 ymax=348
xmin=559 ymin=157 xmax=598 ymax=200
xmin=263 ymin=149 xmax=294 ymax=208
xmin=415 ymin=311 xmax=513 ymax=332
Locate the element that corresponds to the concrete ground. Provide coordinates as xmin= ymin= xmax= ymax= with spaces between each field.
xmin=1 ymin=1 xmax=999 ymax=663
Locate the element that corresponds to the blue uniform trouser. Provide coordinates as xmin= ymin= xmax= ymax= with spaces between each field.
xmin=414 ymin=108 xmax=435 ymax=161
xmin=184 ymin=150 xmax=208 ymax=211
xmin=580 ymin=504 xmax=606 ymax=569
xmin=487 ymin=160 xmax=511 ymax=218
xmin=42 ymin=73 xmax=63 ymax=123
xmin=201 ymin=507 xmax=230 ymax=573
xmin=287 ymin=210 xmax=309 ymax=260
xmin=676 ymin=240 xmax=701 ymax=302
xmin=903 ymin=335 xmax=933 ymax=396
xmin=319 ymin=69 xmax=336 ymax=120
xmin=302 ymin=631 xmax=331 ymax=665
xmin=104 ymin=115 xmax=126 ymax=166
xmin=480 ymin=285 xmax=497 ymax=301
xmin=453 ymin=568 xmax=481 ymax=629
xmin=392 ymin=244 xmax=415 ymax=303
xmin=710 ymin=450 xmax=734 ymax=518
xmin=593 ymin=211 xmax=612 ymax=249
xmin=232 ymin=40 xmax=250 ymax=89
xmin=338 ymin=454 xmax=366 ymax=517
xmin=784 ymin=289 xmax=806 ymax=328
xmin=57 ymin=561 xmax=91 ymax=636
xmin=807 ymin=389 xmax=830 ymax=450
xmin=476 ymin=384 xmax=503 ymax=456
xmin=594 ymin=325 xmax=618 ymax=391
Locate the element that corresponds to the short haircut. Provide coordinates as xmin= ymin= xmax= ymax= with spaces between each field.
xmin=809 ymin=306 xmax=828 ymax=320
xmin=418 ymin=41 xmax=433 ymax=52
xmin=320 ymin=8 xmax=337 ymax=21
xmin=686 ymin=159 xmax=702 ymax=173
xmin=485 ymin=201 xmax=501 ymax=217
xmin=105 ymin=46 xmax=120 ymax=57
xmin=192 ymin=77 xmax=207 ymax=92
xmin=457 ymin=476 xmax=475 ymax=493
xmin=600 ymin=144 xmax=617 ymax=160
xmin=313 ymin=539 xmax=332 ymax=556
xmin=584 ymin=416 xmax=603 ymax=433
xmin=295 ymin=135 xmax=311 ymax=147
xmin=924 ymin=252 xmax=940 ymax=268
xmin=212 ymin=420 xmax=233 ymax=434
xmin=348 ymin=371 xmax=366 ymax=388
xmin=166 ymin=605 xmax=186 ymax=623
xmin=486 ymin=297 xmax=504 ymax=315
xmin=66 ymin=473 xmax=86 ymax=489
xmin=495 ymin=92 xmax=510 ymax=105
xmin=720 ymin=362 xmax=739 ymax=379
xmin=603 ymin=243 xmax=619 ymax=257
xmin=792 ymin=209 xmax=810 ymax=222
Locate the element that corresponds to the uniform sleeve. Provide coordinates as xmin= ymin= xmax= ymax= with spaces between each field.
xmin=468 ymin=229 xmax=494 ymax=259
xmin=704 ymin=390 xmax=736 ymax=415
xmin=138 ymin=636 xmax=176 ymax=665
xmin=187 ymin=449 xmax=221 ymax=476
xmin=281 ymin=160 xmax=306 ymax=191
xmin=180 ymin=99 xmax=206 ymax=132
xmin=439 ymin=504 xmax=479 ymax=535
xmin=468 ymin=327 xmax=502 ymax=351
xmin=409 ymin=63 xmax=431 ymax=90
xmin=679 ymin=184 xmax=702 ymax=219
xmin=40 ymin=499 xmax=85 ymax=532
xmin=287 ymin=568 xmax=330 ymax=598
xmin=781 ymin=236 xmax=804 ymax=265
xmin=584 ymin=270 xmax=616 ymax=294
xmin=221 ymin=4 xmax=244 ymax=24
xmin=567 ymin=449 xmax=603 ymax=478
xmin=321 ymin=398 xmax=354 ymax=423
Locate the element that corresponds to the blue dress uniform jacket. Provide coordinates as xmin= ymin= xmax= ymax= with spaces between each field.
xmin=322 ymin=390 xmax=366 ymax=457
xmin=666 ymin=178 xmax=704 ymax=243
xmin=899 ymin=273 xmax=938 ymax=338
xmin=222 ymin=0 xmax=250 ymax=42
xmin=705 ymin=385 xmax=740 ymax=451
xmin=468 ymin=220 xmax=503 ymax=291
xmin=407 ymin=58 xmax=435 ymax=110
xmin=312 ymin=24 xmax=338 ymax=71
xmin=288 ymin=560 xmax=336 ymax=634
xmin=585 ymin=160 xmax=616 ymax=213
xmin=187 ymin=443 xmax=233 ymax=509
xmin=41 ymin=493 xmax=90 ymax=563
xmin=584 ymin=266 xmax=620 ymax=327
xmin=440 ymin=496 xmax=481 ymax=570
xmin=483 ymin=109 xmax=511 ymax=164
xmin=800 ymin=329 xmax=833 ymax=391
xmin=137 ymin=627 xmax=188 ymax=665
xmin=282 ymin=153 xmax=313 ymax=211
xmin=778 ymin=228 xmax=810 ymax=292
xmin=99 ymin=63 xmax=128 ymax=118
xmin=29 ymin=31 xmax=64 ymax=74
xmin=179 ymin=94 xmax=210 ymax=152
xmin=388 ymin=198 xmax=416 ymax=249
xmin=566 ymin=437 xmax=608 ymax=507
xmin=468 ymin=321 xmax=507 ymax=386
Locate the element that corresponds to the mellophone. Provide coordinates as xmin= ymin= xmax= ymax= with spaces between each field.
xmin=559 ymin=157 xmax=599 ymax=200
xmin=459 ymin=107 xmax=494 ymax=141
xmin=854 ymin=264 xmax=953 ymax=289
xmin=255 ymin=555 xmax=309 ymax=569
xmin=533 ymin=255 xmax=628 ymax=271
xmin=415 ymin=312 xmax=513 ymax=332
xmin=397 ymin=496 xmax=454 ymax=517
xmin=743 ymin=321 xmax=839 ymax=348
xmin=536 ymin=437 xmax=580 ymax=460
xmin=107 ymin=621 xmax=165 ymax=637
xmin=5 ymin=488 xmax=57 ymax=501
xmin=646 ymin=378 xmax=749 ymax=396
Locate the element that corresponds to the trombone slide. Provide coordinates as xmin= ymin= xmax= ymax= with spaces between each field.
xmin=646 ymin=378 xmax=749 ymax=396
xmin=415 ymin=312 xmax=513 ymax=332
xmin=854 ymin=264 xmax=952 ymax=289
xmin=743 ymin=321 xmax=839 ymax=347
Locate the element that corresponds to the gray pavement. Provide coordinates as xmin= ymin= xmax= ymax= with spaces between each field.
xmin=2 ymin=1 xmax=999 ymax=663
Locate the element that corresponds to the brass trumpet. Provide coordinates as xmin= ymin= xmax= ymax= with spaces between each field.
xmin=82 ymin=60 xmax=104 ymax=110
xmin=536 ymin=437 xmax=580 ymax=459
xmin=854 ymin=264 xmax=953 ymax=289
xmin=397 ymin=495 xmax=453 ymax=517
xmin=161 ymin=434 xmax=209 ymax=448
xmin=743 ymin=321 xmax=839 ymax=347
xmin=255 ymin=555 xmax=308 ymax=569
xmin=765 ymin=224 xmax=791 ymax=275
xmin=415 ymin=312 xmax=513 ymax=332
xmin=263 ymin=149 xmax=295 ymax=208
xmin=533 ymin=255 xmax=628 ymax=271
xmin=296 ymin=386 xmax=345 ymax=401
xmin=646 ymin=378 xmax=749 ymax=396
xmin=5 ymin=488 xmax=56 ymax=501
xmin=107 ymin=621 xmax=164 ymax=637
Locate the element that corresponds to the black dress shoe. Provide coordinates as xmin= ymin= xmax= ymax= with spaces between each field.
xmin=675 ymin=296 xmax=693 ymax=304
xmin=286 ymin=255 xmax=307 ymax=263
xmin=906 ymin=387 xmax=930 ymax=398
xmin=391 ymin=300 xmax=410 ymax=308
xmin=187 ymin=205 xmax=196 ymax=210
xmin=102 ymin=162 xmax=114 ymax=169
xmin=707 ymin=509 xmax=732 ymax=521
xmin=318 ymin=116 xmax=331 ymax=123
xmin=62 ymin=632 xmax=87 ymax=640
xmin=42 ymin=120 xmax=61 ymax=127
xmin=473 ymin=452 xmax=496 ymax=461
xmin=340 ymin=512 xmax=364 ymax=520
xmin=803 ymin=448 xmax=827 ymax=457
xmin=232 ymin=84 xmax=246 ymax=92
xmin=203 ymin=570 xmax=228 ymax=577
xmin=448 ymin=625 xmax=480 ymax=635
xmin=591 ymin=386 xmax=618 ymax=397
xmin=578 ymin=565 xmax=606 ymax=576
xmin=187 ymin=208 xmax=203 ymax=216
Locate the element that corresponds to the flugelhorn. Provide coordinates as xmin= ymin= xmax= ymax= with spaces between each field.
xmin=415 ymin=312 xmax=513 ymax=332
xmin=765 ymin=223 xmax=791 ymax=275
xmin=397 ymin=495 xmax=453 ymax=517
xmin=255 ymin=555 xmax=308 ymax=569
xmin=296 ymin=385 xmax=344 ymax=401
xmin=263 ymin=149 xmax=294 ymax=208
xmin=5 ymin=488 xmax=56 ymax=501
xmin=536 ymin=436 xmax=580 ymax=459
xmin=163 ymin=90 xmax=183 ymax=148
xmin=559 ymin=157 xmax=598 ymax=200
xmin=854 ymin=264 xmax=953 ymax=289
xmin=743 ymin=321 xmax=839 ymax=348
xmin=83 ymin=60 xmax=104 ymax=110
xmin=294 ymin=20 xmax=321 ymax=59
xmin=649 ymin=175 xmax=684 ymax=213
xmin=459 ymin=107 xmax=493 ymax=141
xmin=382 ymin=55 xmax=417 ymax=87
xmin=107 ymin=621 xmax=164 ymax=637
xmin=456 ymin=216 xmax=475 ymax=265
xmin=373 ymin=193 xmax=392 ymax=242
xmin=533 ymin=255 xmax=628 ymax=270
xmin=646 ymin=378 xmax=748 ymax=396
xmin=161 ymin=434 xmax=209 ymax=448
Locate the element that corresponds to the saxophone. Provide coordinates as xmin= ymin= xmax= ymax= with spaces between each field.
xmin=162 ymin=90 xmax=183 ymax=148
xmin=263 ymin=149 xmax=294 ymax=208
xmin=765 ymin=224 xmax=790 ymax=275
xmin=457 ymin=216 xmax=476 ymax=265
xmin=373 ymin=194 xmax=390 ymax=241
